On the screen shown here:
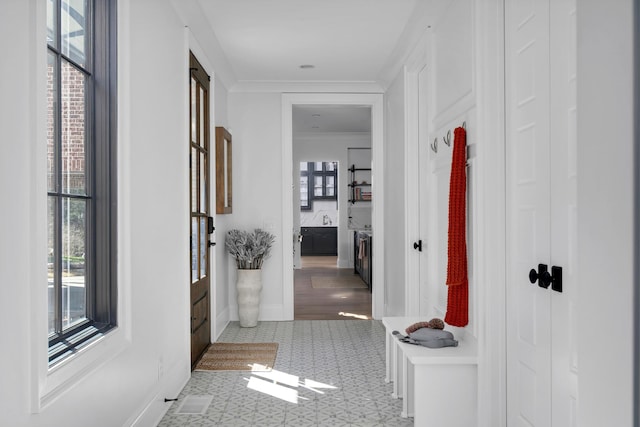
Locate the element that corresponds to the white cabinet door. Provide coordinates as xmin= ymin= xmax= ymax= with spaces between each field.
xmin=506 ymin=0 xmax=578 ymax=426
xmin=505 ymin=0 xmax=552 ymax=425
xmin=549 ymin=1 xmax=578 ymax=425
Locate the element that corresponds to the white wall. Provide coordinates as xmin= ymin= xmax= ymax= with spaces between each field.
xmin=214 ymin=76 xmax=229 ymax=128
xmin=576 ymin=0 xmax=635 ymax=425
xmin=424 ymin=0 xmax=477 ymax=333
xmin=212 ymin=75 xmax=232 ymax=338
xmin=0 ymin=0 xmax=231 ymax=425
xmin=0 ymin=1 xmax=48 ymax=423
xmin=293 ymin=134 xmax=371 ymax=268
xmin=384 ymin=71 xmax=407 ymax=316
xmin=226 ymin=92 xmax=286 ymax=321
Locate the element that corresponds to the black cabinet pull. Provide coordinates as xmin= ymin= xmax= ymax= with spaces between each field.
xmin=550 ymin=266 xmax=563 ymax=293
xmin=413 ymin=240 xmax=422 ymax=252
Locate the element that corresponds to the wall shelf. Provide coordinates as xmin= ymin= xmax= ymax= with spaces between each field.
xmin=348 ymin=164 xmax=372 ymax=204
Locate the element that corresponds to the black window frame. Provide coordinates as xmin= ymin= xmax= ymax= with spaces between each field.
xmin=47 ymin=0 xmax=117 ymax=366
xmin=300 ymin=161 xmax=337 ymax=211
xmin=299 ymin=171 xmax=310 ymax=210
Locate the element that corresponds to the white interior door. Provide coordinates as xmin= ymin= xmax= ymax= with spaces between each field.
xmin=549 ymin=0 xmax=578 ymax=425
xmin=505 ymin=0 xmax=552 ymax=425
xmin=506 ymin=0 xmax=578 ymax=425
xmin=418 ymin=64 xmax=432 ymax=315
xmin=418 ymin=65 xmax=455 ymax=320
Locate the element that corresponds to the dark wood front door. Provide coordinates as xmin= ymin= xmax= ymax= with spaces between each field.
xmin=189 ymin=52 xmax=211 ymax=368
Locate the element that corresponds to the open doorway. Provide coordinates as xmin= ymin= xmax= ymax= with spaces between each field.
xmin=291 ymin=107 xmax=373 ymax=320
xmin=281 ymin=93 xmax=385 ymax=320
xmin=295 ymin=159 xmax=371 ymax=320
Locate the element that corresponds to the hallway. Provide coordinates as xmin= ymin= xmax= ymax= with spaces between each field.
xmin=159 ymin=320 xmax=412 ymax=426
xmin=1 ymin=1 xmax=636 ymax=426
xmin=294 ymin=257 xmax=372 ymax=320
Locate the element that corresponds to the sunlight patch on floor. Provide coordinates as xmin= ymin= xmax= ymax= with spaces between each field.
xmin=339 ymin=311 xmax=370 ymax=320
xmin=244 ymin=368 xmax=339 ymax=404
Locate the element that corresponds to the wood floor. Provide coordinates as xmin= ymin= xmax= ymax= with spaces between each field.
xmin=294 ymin=256 xmax=372 ymax=320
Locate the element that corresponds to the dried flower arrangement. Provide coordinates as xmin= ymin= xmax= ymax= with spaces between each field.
xmin=225 ymin=229 xmax=275 ymax=269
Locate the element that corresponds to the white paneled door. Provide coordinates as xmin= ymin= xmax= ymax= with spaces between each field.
xmin=548 ymin=1 xmax=578 ymax=424
xmin=506 ymin=0 xmax=578 ymax=426
xmin=417 ymin=64 xmax=433 ymax=316
xmin=506 ymin=0 xmax=552 ymax=423
xmin=418 ymin=65 xmax=453 ymax=320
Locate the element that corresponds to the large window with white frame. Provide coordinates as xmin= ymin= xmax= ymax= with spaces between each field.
xmin=46 ymin=0 xmax=117 ymax=366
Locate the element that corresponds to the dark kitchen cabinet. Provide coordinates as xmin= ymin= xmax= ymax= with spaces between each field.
xmin=300 ymin=227 xmax=337 ymax=256
xmin=354 ymin=231 xmax=372 ymax=291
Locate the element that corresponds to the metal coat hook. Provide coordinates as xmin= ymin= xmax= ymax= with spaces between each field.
xmin=443 ymin=130 xmax=452 ymax=147
xmin=462 ymin=121 xmax=466 ymax=130
xmin=430 ymin=137 xmax=438 ymax=153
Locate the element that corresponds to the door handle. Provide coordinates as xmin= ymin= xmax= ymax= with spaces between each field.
xmin=413 ymin=240 xmax=422 ymax=252
xmin=550 ymin=266 xmax=563 ymax=293
xmin=529 ymin=264 xmax=551 ymax=289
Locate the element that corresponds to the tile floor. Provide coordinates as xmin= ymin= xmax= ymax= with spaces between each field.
xmin=158 ymin=320 xmax=413 ymax=426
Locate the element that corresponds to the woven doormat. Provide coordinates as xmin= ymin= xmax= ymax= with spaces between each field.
xmin=311 ymin=275 xmax=367 ymax=289
xmin=194 ymin=342 xmax=278 ymax=372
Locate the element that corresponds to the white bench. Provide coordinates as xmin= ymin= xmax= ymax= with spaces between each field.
xmin=382 ymin=316 xmax=478 ymax=427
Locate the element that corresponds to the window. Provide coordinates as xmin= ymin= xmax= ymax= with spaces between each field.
xmin=47 ymin=0 xmax=117 ymax=366
xmin=300 ymin=162 xmax=337 ymax=210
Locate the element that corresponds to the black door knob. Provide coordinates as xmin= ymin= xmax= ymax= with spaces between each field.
xmin=529 ymin=264 xmax=551 ymax=289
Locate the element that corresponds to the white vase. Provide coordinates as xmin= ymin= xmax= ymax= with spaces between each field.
xmin=236 ymin=269 xmax=262 ymax=327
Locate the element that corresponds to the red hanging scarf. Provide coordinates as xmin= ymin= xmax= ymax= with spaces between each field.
xmin=444 ymin=126 xmax=468 ymax=327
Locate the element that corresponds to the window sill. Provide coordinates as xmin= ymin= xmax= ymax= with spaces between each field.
xmin=48 ymin=322 xmax=116 ymax=366
xmin=36 ymin=326 xmax=128 ymax=411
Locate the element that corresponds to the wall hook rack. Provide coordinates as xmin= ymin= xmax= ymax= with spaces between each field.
xmin=443 ymin=130 xmax=452 ymax=147
xmin=430 ymin=137 xmax=438 ymax=153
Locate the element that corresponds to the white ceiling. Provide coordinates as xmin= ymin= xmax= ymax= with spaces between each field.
xmin=192 ymin=0 xmax=426 ymax=133
xmin=197 ymin=0 xmax=418 ymax=84
xmin=293 ymin=105 xmax=372 ymax=134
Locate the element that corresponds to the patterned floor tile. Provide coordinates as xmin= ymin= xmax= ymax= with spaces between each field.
xmin=158 ymin=320 xmax=413 ymax=426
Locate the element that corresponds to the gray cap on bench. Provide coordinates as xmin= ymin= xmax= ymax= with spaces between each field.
xmin=409 ymin=328 xmax=458 ymax=348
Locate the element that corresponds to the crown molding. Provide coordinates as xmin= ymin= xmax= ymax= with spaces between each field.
xmin=229 ymin=80 xmax=385 ymax=94
xmin=293 ymin=131 xmax=372 ymax=141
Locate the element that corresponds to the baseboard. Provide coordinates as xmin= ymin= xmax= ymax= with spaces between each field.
xmin=227 ymin=303 xmax=288 ymax=322
xmin=259 ymin=304 xmax=288 ymax=320
xmin=126 ymin=358 xmax=190 ymax=427
xmin=337 ymin=257 xmax=351 ymax=269
xmin=214 ymin=307 xmax=230 ymax=341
